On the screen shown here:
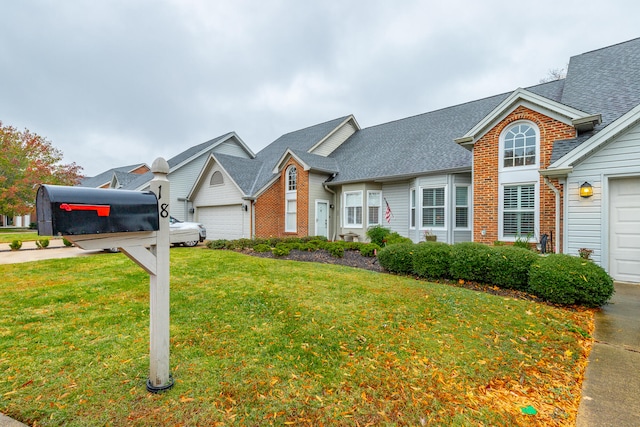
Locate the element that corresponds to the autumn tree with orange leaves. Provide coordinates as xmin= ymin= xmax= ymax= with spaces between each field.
xmin=0 ymin=121 xmax=83 ymax=218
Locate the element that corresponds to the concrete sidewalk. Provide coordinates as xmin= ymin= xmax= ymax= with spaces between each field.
xmin=0 ymin=239 xmax=101 ymax=264
xmin=576 ymin=282 xmax=640 ymax=426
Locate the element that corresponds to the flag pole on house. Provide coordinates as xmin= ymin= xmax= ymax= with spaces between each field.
xmin=384 ymin=198 xmax=393 ymax=224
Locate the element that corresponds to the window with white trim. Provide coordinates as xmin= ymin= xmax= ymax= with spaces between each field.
xmin=367 ymin=191 xmax=382 ymax=226
xmin=422 ymin=187 xmax=445 ymax=228
xmin=285 ymin=166 xmax=297 ymax=232
xmin=503 ymin=123 xmax=537 ymax=168
xmin=455 ymin=186 xmax=469 ymax=229
xmin=503 ymin=184 xmax=535 ymax=237
xmin=410 ymin=188 xmax=416 ymax=229
xmin=287 ymin=166 xmax=297 ymax=191
xmin=344 ymin=191 xmax=363 ymax=227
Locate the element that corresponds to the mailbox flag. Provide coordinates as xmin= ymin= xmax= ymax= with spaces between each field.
xmin=60 ymin=203 xmax=111 ymax=217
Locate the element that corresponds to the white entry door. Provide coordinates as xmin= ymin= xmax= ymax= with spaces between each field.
xmin=609 ymin=176 xmax=640 ymax=283
xmin=315 ymin=201 xmax=329 ymax=238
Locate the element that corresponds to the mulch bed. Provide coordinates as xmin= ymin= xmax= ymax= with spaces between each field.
xmin=242 ymin=248 xmax=542 ymax=302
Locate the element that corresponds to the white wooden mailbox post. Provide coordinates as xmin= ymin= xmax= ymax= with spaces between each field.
xmin=36 ymin=157 xmax=195 ymax=393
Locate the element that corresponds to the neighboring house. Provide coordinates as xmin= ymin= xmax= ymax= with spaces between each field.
xmin=188 ymin=37 xmax=640 ymax=283
xmin=82 ymin=133 xmax=254 ymax=223
xmin=79 ymin=163 xmax=150 ymax=189
xmin=188 ymin=116 xmax=358 ymax=240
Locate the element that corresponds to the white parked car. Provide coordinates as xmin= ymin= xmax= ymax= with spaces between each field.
xmin=169 ymin=216 xmax=206 ymax=247
xmin=104 ymin=217 xmax=206 ymax=252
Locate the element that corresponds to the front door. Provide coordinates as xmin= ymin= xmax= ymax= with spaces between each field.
xmin=316 ymin=201 xmax=329 ymax=238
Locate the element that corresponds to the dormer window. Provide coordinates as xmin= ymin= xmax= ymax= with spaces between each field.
xmin=503 ymin=123 xmax=537 ymax=168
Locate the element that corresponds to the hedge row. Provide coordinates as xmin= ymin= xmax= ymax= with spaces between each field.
xmin=206 ymin=236 xmax=380 ymax=259
xmin=377 ymin=241 xmax=614 ymax=307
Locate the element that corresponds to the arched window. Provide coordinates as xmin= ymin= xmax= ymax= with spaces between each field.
xmin=285 ymin=166 xmax=297 ymax=232
xmin=209 ymin=171 xmax=224 ymax=186
xmin=502 ymin=123 xmax=537 ymax=168
xmin=287 ymin=166 xmax=297 ymax=191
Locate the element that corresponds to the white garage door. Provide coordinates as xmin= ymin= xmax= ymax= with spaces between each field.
xmin=198 ymin=205 xmax=245 ymax=241
xmin=609 ymin=177 xmax=640 ymax=283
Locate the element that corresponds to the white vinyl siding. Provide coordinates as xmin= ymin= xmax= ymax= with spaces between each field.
xmin=566 ymin=121 xmax=640 ymax=275
xmin=309 ymin=120 xmax=358 ymax=156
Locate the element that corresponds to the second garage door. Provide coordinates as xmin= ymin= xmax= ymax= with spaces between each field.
xmin=198 ymin=205 xmax=246 ymax=241
xmin=609 ymin=176 xmax=640 ymax=283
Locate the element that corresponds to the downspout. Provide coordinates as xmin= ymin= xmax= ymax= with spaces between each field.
xmin=323 ymin=183 xmax=337 ymax=241
xmin=543 ymin=177 xmax=560 ymax=253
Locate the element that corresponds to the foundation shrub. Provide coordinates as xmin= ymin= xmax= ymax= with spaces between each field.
xmin=486 ymin=246 xmax=539 ymax=291
xmin=412 ymin=241 xmax=452 ymax=279
xmin=366 ymin=225 xmax=391 ymax=247
xmin=449 ymin=242 xmax=492 ymax=283
xmin=359 ymin=243 xmax=380 ymax=258
xmin=326 ymin=244 xmax=345 ymax=258
xmin=206 ymin=240 xmax=228 ymax=249
xmin=385 ymin=232 xmax=413 ymax=246
xmin=377 ymin=243 xmax=416 ymax=274
xmin=253 ymin=243 xmax=272 ymax=253
xmin=528 ymin=254 xmax=614 ymax=307
xmin=272 ymin=243 xmax=291 ymax=257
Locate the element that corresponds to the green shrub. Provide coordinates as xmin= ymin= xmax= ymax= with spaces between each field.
xmin=301 ymin=235 xmax=328 ymax=243
xmin=359 ymin=243 xmax=380 ymax=257
xmin=412 ymin=241 xmax=452 ymax=279
xmin=62 ymin=238 xmax=73 ymax=247
xmin=385 ymin=232 xmax=413 ymax=246
xmin=326 ymin=243 xmax=345 ymax=258
xmin=513 ymin=233 xmax=533 ymax=250
xmin=366 ymin=225 xmax=391 ymax=247
xmin=377 ymin=243 xmax=415 ymax=274
xmin=9 ymin=240 xmax=22 ymax=251
xmin=528 ymin=254 xmax=614 ymax=307
xmin=449 ymin=242 xmax=492 ymax=283
xmin=253 ymin=243 xmax=271 ymax=253
xmin=231 ymin=238 xmax=254 ymax=250
xmin=486 ymin=246 xmax=539 ymax=291
xmin=35 ymin=238 xmax=50 ymax=249
xmin=206 ymin=239 xmax=228 ymax=249
xmin=272 ymin=243 xmax=291 ymax=257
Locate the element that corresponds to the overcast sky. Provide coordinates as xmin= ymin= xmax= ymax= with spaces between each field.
xmin=1 ymin=1 xmax=639 ymax=176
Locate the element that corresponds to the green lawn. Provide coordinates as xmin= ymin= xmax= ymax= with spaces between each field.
xmin=0 ymin=248 xmax=592 ymax=426
xmin=0 ymin=230 xmax=38 ymax=243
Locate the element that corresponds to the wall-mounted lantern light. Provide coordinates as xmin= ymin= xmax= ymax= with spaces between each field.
xmin=579 ymin=182 xmax=594 ymax=198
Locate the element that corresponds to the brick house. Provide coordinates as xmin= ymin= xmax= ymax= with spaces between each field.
xmin=185 ymin=38 xmax=640 ymax=282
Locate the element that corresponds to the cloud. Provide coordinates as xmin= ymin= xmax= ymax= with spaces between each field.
xmin=1 ymin=0 xmax=639 ymax=175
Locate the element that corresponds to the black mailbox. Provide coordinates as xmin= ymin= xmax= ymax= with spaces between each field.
xmin=36 ymin=185 xmax=159 ymax=236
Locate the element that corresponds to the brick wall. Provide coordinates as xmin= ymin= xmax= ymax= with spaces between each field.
xmin=473 ymin=106 xmax=575 ymax=251
xmin=255 ymin=158 xmax=309 ymax=238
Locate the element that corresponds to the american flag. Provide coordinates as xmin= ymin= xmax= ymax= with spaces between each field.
xmin=384 ymin=198 xmax=393 ymax=223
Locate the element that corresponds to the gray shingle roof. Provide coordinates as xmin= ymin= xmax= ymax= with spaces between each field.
xmin=249 ymin=116 xmax=352 ymax=193
xmin=214 ymin=153 xmax=267 ymax=195
xmin=327 ymin=94 xmax=510 ymax=184
xmin=122 ymin=132 xmax=237 ymax=190
xmin=78 ymin=164 xmax=147 ymax=188
xmin=550 ymin=37 xmax=640 ymax=162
